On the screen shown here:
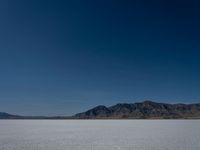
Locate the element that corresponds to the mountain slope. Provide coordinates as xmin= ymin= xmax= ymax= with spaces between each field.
xmin=74 ymin=101 xmax=200 ymax=119
xmin=0 ymin=112 xmax=22 ymax=119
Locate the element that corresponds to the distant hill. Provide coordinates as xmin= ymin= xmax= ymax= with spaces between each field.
xmin=0 ymin=112 xmax=22 ymax=119
xmin=0 ymin=112 xmax=70 ymax=119
xmin=74 ymin=101 xmax=200 ymax=119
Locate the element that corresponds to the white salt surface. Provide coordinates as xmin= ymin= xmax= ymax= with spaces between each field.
xmin=0 ymin=120 xmax=199 ymax=150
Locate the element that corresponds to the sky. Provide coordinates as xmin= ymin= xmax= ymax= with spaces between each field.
xmin=0 ymin=0 xmax=200 ymax=116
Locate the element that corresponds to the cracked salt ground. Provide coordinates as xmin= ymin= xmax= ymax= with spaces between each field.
xmin=0 ymin=120 xmax=200 ymax=150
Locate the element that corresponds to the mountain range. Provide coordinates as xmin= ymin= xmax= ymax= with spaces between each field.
xmin=74 ymin=101 xmax=200 ymax=119
xmin=1 ymin=101 xmax=200 ymax=119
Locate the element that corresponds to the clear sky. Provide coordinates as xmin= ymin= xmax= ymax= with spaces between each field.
xmin=0 ymin=0 xmax=200 ymax=116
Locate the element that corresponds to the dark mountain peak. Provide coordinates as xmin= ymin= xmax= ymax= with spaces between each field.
xmin=109 ymin=103 xmax=134 ymax=112
xmin=110 ymin=103 xmax=132 ymax=108
xmin=74 ymin=105 xmax=111 ymax=119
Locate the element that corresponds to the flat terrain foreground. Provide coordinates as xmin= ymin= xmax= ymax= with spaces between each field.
xmin=0 ymin=120 xmax=200 ymax=150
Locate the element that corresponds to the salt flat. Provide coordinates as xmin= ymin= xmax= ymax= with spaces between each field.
xmin=0 ymin=120 xmax=199 ymax=150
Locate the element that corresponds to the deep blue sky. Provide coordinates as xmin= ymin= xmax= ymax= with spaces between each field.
xmin=0 ymin=0 xmax=200 ymax=115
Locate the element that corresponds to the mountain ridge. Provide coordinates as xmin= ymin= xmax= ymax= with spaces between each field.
xmin=74 ymin=101 xmax=200 ymax=119
xmin=1 ymin=101 xmax=200 ymax=119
